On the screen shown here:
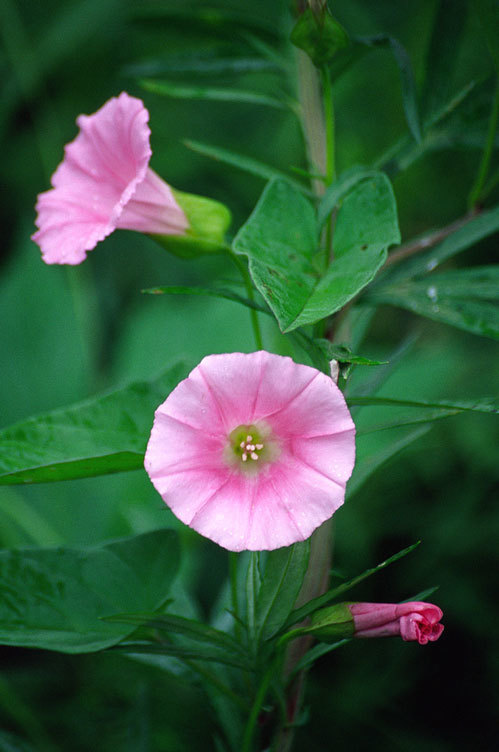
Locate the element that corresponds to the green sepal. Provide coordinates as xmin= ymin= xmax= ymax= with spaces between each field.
xmin=290 ymin=6 xmax=349 ymax=67
xmin=306 ymin=602 xmax=355 ymax=642
xmin=151 ymin=189 xmax=231 ymax=257
xmin=280 ymin=602 xmax=355 ymax=646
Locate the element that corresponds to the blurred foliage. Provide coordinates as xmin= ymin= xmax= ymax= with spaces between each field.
xmin=0 ymin=0 xmax=498 ymax=750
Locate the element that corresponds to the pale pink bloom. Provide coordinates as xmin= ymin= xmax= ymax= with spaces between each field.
xmin=32 ymin=92 xmax=188 ymax=264
xmin=350 ymin=601 xmax=444 ymax=645
xmin=144 ymin=351 xmax=355 ymax=551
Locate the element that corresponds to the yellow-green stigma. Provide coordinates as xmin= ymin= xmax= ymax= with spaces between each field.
xmin=224 ymin=422 xmax=279 ymax=473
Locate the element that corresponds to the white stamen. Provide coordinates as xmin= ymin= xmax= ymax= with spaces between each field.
xmin=250 ymin=452 xmax=259 ymax=461
xmin=255 ymin=444 xmax=263 ymax=450
xmin=240 ymin=441 xmax=246 ymax=448
xmin=242 ymin=453 xmax=248 ymax=462
xmin=248 ymin=444 xmax=255 ymax=451
xmin=246 ymin=435 xmax=253 ymax=442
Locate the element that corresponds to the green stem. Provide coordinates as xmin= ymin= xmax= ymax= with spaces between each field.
xmin=321 ymin=67 xmax=335 ymax=184
xmin=230 ymin=551 xmax=242 ymax=642
xmin=230 ymin=252 xmax=264 ymax=349
xmin=468 ymin=78 xmax=499 ymax=208
xmin=242 ymin=653 xmax=282 ymax=752
xmin=481 ymin=164 xmax=499 ymax=200
xmin=321 ymin=66 xmax=335 ymax=265
xmin=296 ymin=50 xmax=327 ymax=196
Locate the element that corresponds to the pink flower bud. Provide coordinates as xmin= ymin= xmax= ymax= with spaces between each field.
xmin=349 ymin=601 xmax=444 ymax=645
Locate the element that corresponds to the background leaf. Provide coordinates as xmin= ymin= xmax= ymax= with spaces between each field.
xmin=420 ymin=0 xmax=469 ymax=121
xmin=0 ymin=530 xmax=179 ymax=653
xmin=346 ymin=426 xmax=431 ymax=499
xmin=141 ymin=79 xmax=288 ymax=109
xmin=142 ymin=285 xmax=268 ymax=315
xmin=379 ymin=205 xmax=499 ymax=284
xmin=0 ymin=362 xmax=188 ymax=485
xmin=357 ymin=34 xmax=421 ymax=142
xmin=183 ymin=140 xmax=312 ymax=195
xmin=283 ymin=542 xmax=420 ymax=629
xmin=369 ymin=267 xmax=499 ymax=339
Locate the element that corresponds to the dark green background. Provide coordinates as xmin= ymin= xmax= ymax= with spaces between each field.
xmin=1 ymin=1 xmax=497 ymax=749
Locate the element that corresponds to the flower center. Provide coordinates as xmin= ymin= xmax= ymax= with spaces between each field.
xmin=224 ymin=422 xmax=280 ymax=474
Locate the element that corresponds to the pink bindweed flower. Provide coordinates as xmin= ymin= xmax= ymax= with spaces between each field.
xmin=144 ymin=351 xmax=356 ymax=551
xmin=32 ymin=92 xmax=188 ymax=264
xmin=350 ymin=601 xmax=444 ymax=644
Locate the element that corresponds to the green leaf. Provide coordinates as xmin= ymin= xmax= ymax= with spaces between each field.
xmin=317 ymin=166 xmax=380 ymax=228
xmin=233 ymin=176 xmax=399 ymax=332
xmin=183 ymin=140 xmax=313 ymax=196
xmin=404 ymin=586 xmax=440 ymax=603
xmin=113 ymin=641 xmax=250 ymax=670
xmin=131 ymin=4 xmax=278 ymax=40
xmin=104 ymin=612 xmax=245 ymax=657
xmin=347 ymin=426 xmax=431 ymax=499
xmin=255 ymin=541 xmax=310 ymax=642
xmin=380 ymin=206 xmax=499 ymax=284
xmin=369 ymin=267 xmax=499 ymax=339
xmin=350 ymin=394 xmax=498 ymax=433
xmin=290 ymin=7 xmax=349 ymax=67
xmin=314 ymin=339 xmax=387 ymax=366
xmin=292 ymin=639 xmax=350 ymax=675
xmin=142 ymin=285 xmax=268 ymax=315
xmin=420 ymin=0 xmax=469 ymax=121
xmin=348 ymin=395 xmax=498 ymax=414
xmin=141 ymin=78 xmax=288 ymax=109
xmin=245 ymin=552 xmax=261 ymax=644
xmin=283 ymin=542 xmax=421 ymax=630
xmin=376 ymin=78 xmax=498 ymax=177
xmin=0 ymin=362 xmax=188 ymax=485
xmin=124 ymin=55 xmax=279 ymax=78
xmin=0 ymin=530 xmax=179 ymax=653
xmin=473 ymin=0 xmax=499 ymax=71
xmin=358 ymin=34 xmax=422 ymax=142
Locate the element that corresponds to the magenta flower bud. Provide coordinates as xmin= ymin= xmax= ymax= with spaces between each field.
xmin=349 ymin=601 xmax=444 ymax=645
xmin=289 ymin=600 xmax=444 ymax=646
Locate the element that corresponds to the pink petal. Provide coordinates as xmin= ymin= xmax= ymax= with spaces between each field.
xmin=350 ymin=602 xmax=400 ymax=631
xmin=395 ymin=601 xmax=443 ymax=623
xmin=250 ymin=352 xmax=326 ymax=420
xmin=196 ymin=351 xmax=273 ymax=430
xmin=353 ymin=622 xmax=402 ymax=639
xmin=144 ymin=413 xmax=226 ymax=478
xmin=265 ymin=455 xmax=347 ymax=536
xmin=188 ymin=475 xmax=257 ymax=551
xmin=32 ymin=92 xmax=186 ymax=264
xmin=264 ymin=369 xmax=355 ymax=438
xmin=290 ymin=432 xmax=356 ymax=485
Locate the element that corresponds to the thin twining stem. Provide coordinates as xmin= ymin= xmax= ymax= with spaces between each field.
xmin=384 ymin=210 xmax=479 ymax=268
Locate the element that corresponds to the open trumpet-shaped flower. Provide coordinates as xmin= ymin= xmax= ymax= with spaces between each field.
xmin=144 ymin=351 xmax=356 ymax=551
xmin=32 ymin=92 xmax=188 ymax=264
